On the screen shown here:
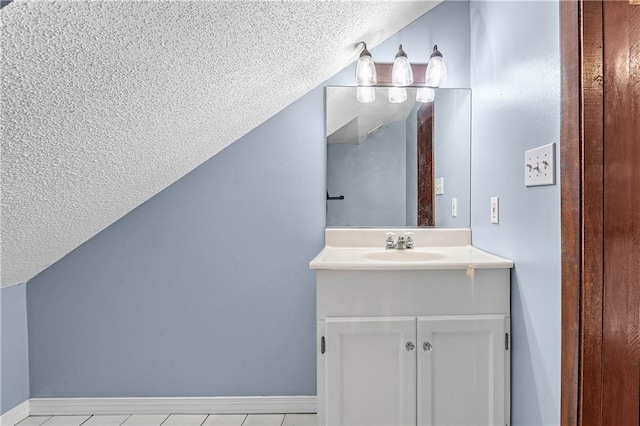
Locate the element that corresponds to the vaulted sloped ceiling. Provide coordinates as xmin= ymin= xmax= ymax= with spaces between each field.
xmin=0 ymin=0 xmax=440 ymax=288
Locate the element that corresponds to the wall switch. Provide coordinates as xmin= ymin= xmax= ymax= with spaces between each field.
xmin=435 ymin=177 xmax=444 ymax=195
xmin=525 ymin=143 xmax=556 ymax=186
xmin=451 ymin=198 xmax=458 ymax=217
xmin=491 ymin=197 xmax=499 ymax=224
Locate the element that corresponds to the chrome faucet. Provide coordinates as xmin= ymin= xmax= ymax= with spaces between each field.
xmin=385 ymin=232 xmax=415 ymax=250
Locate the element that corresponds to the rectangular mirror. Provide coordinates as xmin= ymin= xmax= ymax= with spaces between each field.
xmin=326 ymin=86 xmax=471 ymax=227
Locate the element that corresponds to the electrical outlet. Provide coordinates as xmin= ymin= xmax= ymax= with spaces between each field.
xmin=435 ymin=177 xmax=444 ymax=195
xmin=525 ymin=143 xmax=555 ymax=186
xmin=451 ymin=198 xmax=458 ymax=217
xmin=491 ymin=197 xmax=499 ymax=224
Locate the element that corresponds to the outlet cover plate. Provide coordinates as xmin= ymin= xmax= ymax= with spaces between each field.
xmin=525 ymin=143 xmax=555 ymax=186
xmin=491 ymin=197 xmax=499 ymax=224
xmin=435 ymin=177 xmax=444 ymax=195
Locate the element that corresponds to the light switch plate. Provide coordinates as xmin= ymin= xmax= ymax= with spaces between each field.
xmin=435 ymin=177 xmax=444 ymax=195
xmin=525 ymin=143 xmax=555 ymax=186
xmin=491 ymin=197 xmax=499 ymax=224
xmin=451 ymin=198 xmax=457 ymax=217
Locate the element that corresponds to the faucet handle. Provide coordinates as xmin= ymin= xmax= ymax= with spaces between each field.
xmin=404 ymin=232 xmax=415 ymax=249
xmin=385 ymin=232 xmax=396 ymax=249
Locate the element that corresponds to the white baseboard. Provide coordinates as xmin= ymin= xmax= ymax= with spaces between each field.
xmin=0 ymin=400 xmax=30 ymax=426
xmin=29 ymin=396 xmax=317 ymax=416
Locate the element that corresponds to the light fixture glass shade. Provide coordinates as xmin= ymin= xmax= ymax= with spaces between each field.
xmin=388 ymin=87 xmax=407 ymax=103
xmin=425 ymin=45 xmax=447 ymax=87
xmin=392 ymin=44 xmax=413 ymax=86
xmin=356 ymin=43 xmax=377 ymax=86
xmin=416 ymin=87 xmax=435 ymax=103
xmin=356 ymin=86 xmax=376 ymax=103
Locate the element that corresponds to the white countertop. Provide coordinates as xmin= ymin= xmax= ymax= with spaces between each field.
xmin=310 ymin=228 xmax=513 ymax=270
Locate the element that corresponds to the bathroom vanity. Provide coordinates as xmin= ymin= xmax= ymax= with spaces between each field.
xmin=310 ymin=228 xmax=513 ymax=426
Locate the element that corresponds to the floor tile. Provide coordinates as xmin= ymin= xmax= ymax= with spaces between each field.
xmin=82 ymin=416 xmax=130 ymax=426
xmin=241 ymin=414 xmax=285 ymax=426
xmin=201 ymin=415 xmax=246 ymax=426
xmin=16 ymin=417 xmax=53 ymax=426
xmin=121 ymin=415 xmax=168 ymax=426
xmin=282 ymin=414 xmax=317 ymax=426
xmin=160 ymin=415 xmax=207 ymax=426
xmin=42 ymin=416 xmax=91 ymax=426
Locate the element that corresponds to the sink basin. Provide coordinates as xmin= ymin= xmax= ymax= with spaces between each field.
xmin=309 ymin=229 xmax=514 ymax=270
xmin=364 ymin=250 xmax=445 ymax=262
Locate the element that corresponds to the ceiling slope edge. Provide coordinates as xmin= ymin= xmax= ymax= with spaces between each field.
xmin=0 ymin=0 xmax=441 ymax=288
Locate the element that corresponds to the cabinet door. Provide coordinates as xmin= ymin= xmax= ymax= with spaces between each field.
xmin=417 ymin=315 xmax=506 ymax=426
xmin=325 ymin=317 xmax=417 ymax=426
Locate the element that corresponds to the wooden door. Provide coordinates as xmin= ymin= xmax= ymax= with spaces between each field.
xmin=416 ymin=315 xmax=507 ymax=426
xmin=601 ymin=1 xmax=640 ymax=423
xmin=324 ymin=317 xmax=417 ymax=426
xmin=561 ymin=1 xmax=640 ymax=424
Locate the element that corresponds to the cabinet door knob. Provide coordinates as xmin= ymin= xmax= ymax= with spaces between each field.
xmin=423 ymin=342 xmax=433 ymax=352
xmin=405 ymin=342 xmax=416 ymax=352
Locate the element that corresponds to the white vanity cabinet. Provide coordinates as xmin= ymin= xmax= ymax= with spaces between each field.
xmin=315 ymin=268 xmax=511 ymax=426
xmin=323 ymin=317 xmax=417 ymax=426
xmin=416 ymin=315 xmax=507 ymax=426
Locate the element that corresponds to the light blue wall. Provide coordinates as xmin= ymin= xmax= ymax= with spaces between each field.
xmin=469 ymin=1 xmax=561 ymax=425
xmin=27 ymin=91 xmax=325 ymax=397
xmin=1 ymin=284 xmax=30 ymax=414
xmin=26 ymin=1 xmax=471 ymax=398
xmin=371 ymin=0 xmax=471 ymax=89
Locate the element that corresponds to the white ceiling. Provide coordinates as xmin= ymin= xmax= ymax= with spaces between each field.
xmin=0 ymin=0 xmax=440 ymax=288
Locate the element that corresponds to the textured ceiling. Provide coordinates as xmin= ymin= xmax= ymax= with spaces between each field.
xmin=0 ymin=0 xmax=440 ymax=288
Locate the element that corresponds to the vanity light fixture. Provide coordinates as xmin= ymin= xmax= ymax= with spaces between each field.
xmin=356 ymin=42 xmax=377 ymax=86
xmin=392 ymin=44 xmax=414 ymax=87
xmin=355 ymin=41 xmax=446 ymax=103
xmin=425 ymin=44 xmax=447 ymax=87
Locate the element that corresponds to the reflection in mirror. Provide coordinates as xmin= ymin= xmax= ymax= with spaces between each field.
xmin=326 ymin=86 xmax=471 ymax=227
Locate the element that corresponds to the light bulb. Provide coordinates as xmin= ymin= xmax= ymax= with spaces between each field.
xmin=356 ymin=43 xmax=377 ymax=86
xmin=357 ymin=86 xmax=376 ymax=103
xmin=416 ymin=87 xmax=435 ymax=103
xmin=392 ymin=44 xmax=413 ymax=86
xmin=425 ymin=44 xmax=447 ymax=87
xmin=388 ymin=87 xmax=407 ymax=103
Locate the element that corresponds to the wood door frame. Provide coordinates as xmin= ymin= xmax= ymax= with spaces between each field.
xmin=560 ymin=1 xmax=594 ymax=423
xmin=561 ymin=0 xmax=606 ymax=423
xmin=417 ymin=103 xmax=435 ymax=227
xmin=561 ymin=1 xmax=640 ymax=424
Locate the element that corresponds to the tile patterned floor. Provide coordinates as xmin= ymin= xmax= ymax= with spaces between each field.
xmin=16 ymin=414 xmax=317 ymax=426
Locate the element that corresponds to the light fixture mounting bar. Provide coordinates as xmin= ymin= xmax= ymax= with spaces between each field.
xmin=372 ymin=63 xmax=428 ymax=86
